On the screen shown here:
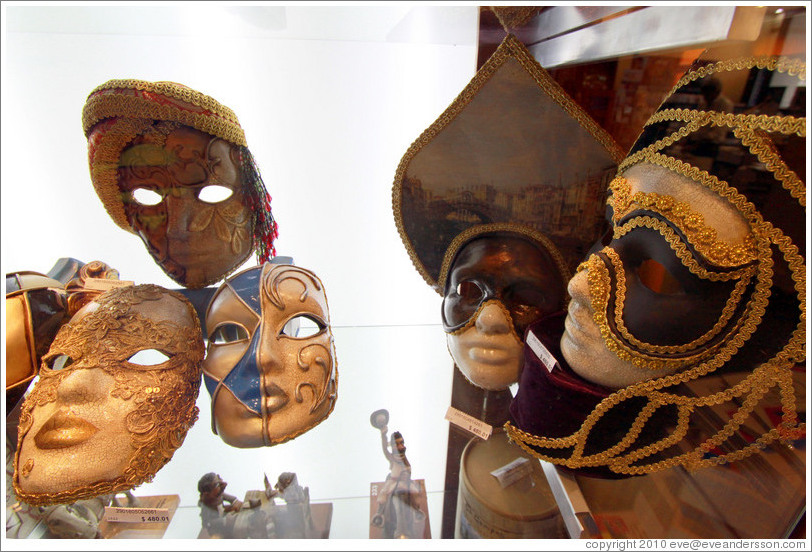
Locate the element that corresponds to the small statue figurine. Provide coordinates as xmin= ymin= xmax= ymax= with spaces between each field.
xmin=197 ymin=473 xmax=251 ymax=538
xmin=269 ymin=472 xmax=313 ymax=538
xmin=198 ymin=471 xmax=315 ymax=539
xmin=370 ymin=409 xmax=424 ymax=539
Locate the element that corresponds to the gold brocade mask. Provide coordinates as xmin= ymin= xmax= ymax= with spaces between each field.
xmin=13 ymin=285 xmax=203 ymax=506
xmin=202 ymin=263 xmax=338 ymax=448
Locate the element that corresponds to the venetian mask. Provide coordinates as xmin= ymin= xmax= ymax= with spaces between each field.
xmin=202 ymin=263 xmax=338 ymax=448
xmin=83 ymin=79 xmax=278 ymax=289
xmin=13 ymin=284 xmax=203 ymax=505
xmin=561 ymin=163 xmax=757 ymax=389
xmin=115 ymin=124 xmax=253 ymax=288
xmin=505 ymin=54 xmax=805 ymax=475
xmin=442 ymin=227 xmax=568 ymax=390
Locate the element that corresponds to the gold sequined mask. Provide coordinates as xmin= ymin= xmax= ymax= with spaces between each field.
xmin=202 ymin=263 xmax=338 ymax=448
xmin=13 ymin=284 xmax=203 ymax=505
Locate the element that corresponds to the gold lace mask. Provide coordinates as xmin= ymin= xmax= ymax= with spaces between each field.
xmin=202 ymin=263 xmax=338 ymax=448
xmin=13 ymin=284 xmax=203 ymax=505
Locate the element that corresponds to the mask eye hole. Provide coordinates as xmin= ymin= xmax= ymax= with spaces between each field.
xmin=48 ymin=354 xmax=73 ymax=371
xmin=636 ymin=259 xmax=683 ymax=295
xmin=209 ymin=323 xmax=250 ymax=345
xmin=127 ymin=349 xmax=170 ymax=366
xmin=198 ymin=185 xmax=233 ymax=204
xmin=281 ymin=315 xmax=325 ymax=338
xmin=131 ymin=187 xmax=163 ymax=206
xmin=455 ymin=280 xmax=484 ymax=301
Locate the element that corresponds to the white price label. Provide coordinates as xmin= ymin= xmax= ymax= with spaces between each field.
xmin=445 ymin=406 xmax=493 ymax=440
xmin=490 ymin=457 xmax=534 ymax=488
xmin=102 ymin=506 xmax=171 ymax=524
xmin=526 ymin=329 xmax=558 ymax=373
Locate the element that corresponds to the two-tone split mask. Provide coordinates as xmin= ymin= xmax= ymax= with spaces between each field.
xmin=202 ymin=263 xmax=338 ymax=448
xmin=506 ymin=53 xmax=806 ymax=475
xmin=441 ymin=225 xmax=569 ymax=391
xmin=13 ymin=284 xmax=203 ymax=505
xmin=82 ymin=80 xmax=278 ymax=288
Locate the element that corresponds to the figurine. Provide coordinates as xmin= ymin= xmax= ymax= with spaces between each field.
xmin=370 ymin=409 xmax=424 ymax=539
xmin=82 ymin=79 xmax=278 ymax=288
xmin=13 ymin=284 xmax=203 ymax=505
xmin=197 ymin=472 xmax=251 ymax=538
xmin=506 ymin=51 xmax=806 ymax=475
xmin=202 ymin=263 xmax=338 ymax=448
xmin=198 ymin=471 xmax=315 ymax=539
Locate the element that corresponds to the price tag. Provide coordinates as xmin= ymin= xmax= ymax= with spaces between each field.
xmin=445 ymin=406 xmax=493 ymax=440
xmin=83 ymin=278 xmax=134 ymax=291
xmin=102 ymin=506 xmax=171 ymax=524
xmin=526 ymin=329 xmax=558 ymax=373
xmin=490 ymin=457 xmax=534 ymax=488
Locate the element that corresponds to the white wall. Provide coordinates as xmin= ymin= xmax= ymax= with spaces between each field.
xmin=2 ymin=3 xmax=479 ymax=542
xmin=1 ymin=4 xmax=479 ymax=328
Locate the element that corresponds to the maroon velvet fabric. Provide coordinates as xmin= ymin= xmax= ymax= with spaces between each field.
xmin=510 ymin=311 xmax=611 ymax=440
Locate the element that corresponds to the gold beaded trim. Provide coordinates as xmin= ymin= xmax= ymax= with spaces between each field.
xmin=437 ymin=222 xmax=572 ymax=295
xmin=613 ymin=217 xmax=755 ymax=282
xmin=609 ymin=176 xmax=758 ymax=268
xmin=604 ymin=247 xmax=754 ymax=356
xmin=392 ymin=34 xmax=623 ymax=292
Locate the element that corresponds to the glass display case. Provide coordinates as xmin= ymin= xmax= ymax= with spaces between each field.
xmin=2 ymin=4 xmax=807 ymax=546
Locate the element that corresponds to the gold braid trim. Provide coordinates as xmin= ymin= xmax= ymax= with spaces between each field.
xmin=733 ymin=127 xmax=805 ymax=206
xmin=610 ymin=176 xmax=758 ymax=269
xmin=437 ymin=222 xmax=571 ymax=294
xmin=644 ymin=109 xmax=805 ymax=137
xmin=664 ymin=56 xmax=806 ymax=103
xmin=83 ymin=94 xmax=246 ymax=146
xmin=86 ymin=79 xmax=240 ymax=126
xmin=606 ymin=246 xmax=754 ymax=355
xmin=614 ymin=217 xmax=755 ymax=281
xmin=391 ymin=34 xmax=623 ymax=292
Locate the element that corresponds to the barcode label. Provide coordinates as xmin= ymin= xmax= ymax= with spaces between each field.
xmin=102 ymin=506 xmax=170 ymax=524
xmin=445 ymin=406 xmax=492 ymax=440
xmin=526 ymin=329 xmax=558 ymax=373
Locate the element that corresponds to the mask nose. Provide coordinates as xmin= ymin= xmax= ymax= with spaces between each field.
xmin=567 ymin=267 xmax=591 ymax=307
xmin=474 ymin=301 xmax=513 ymax=335
xmin=163 ymin=191 xmax=200 ymax=239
